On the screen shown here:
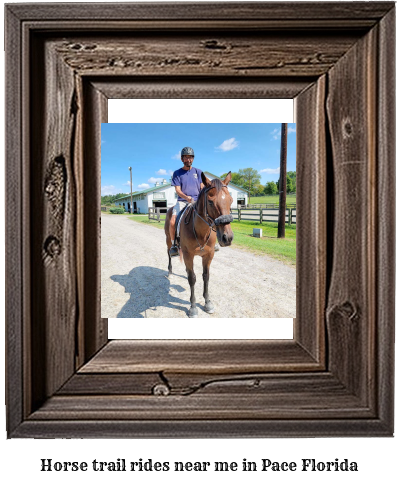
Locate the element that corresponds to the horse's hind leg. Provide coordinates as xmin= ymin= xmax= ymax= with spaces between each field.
xmin=183 ymin=251 xmax=198 ymax=318
xmin=167 ymin=249 xmax=172 ymax=276
xmin=202 ymin=253 xmax=215 ymax=314
xmin=165 ymin=211 xmax=173 ymax=276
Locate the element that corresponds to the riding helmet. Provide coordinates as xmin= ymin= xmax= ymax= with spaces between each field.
xmin=181 ymin=147 xmax=195 ymax=157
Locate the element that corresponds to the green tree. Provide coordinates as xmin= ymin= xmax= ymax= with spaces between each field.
xmin=101 ymin=192 xmax=130 ymax=206
xmin=251 ymin=182 xmax=264 ymax=196
xmin=237 ymin=168 xmax=261 ymax=203
xmin=264 ymin=181 xmax=278 ymax=195
xmin=101 ymin=195 xmax=115 ymax=206
xmin=220 ymin=172 xmax=244 ymax=187
xmin=276 ymin=172 xmax=296 ymax=193
xmin=287 ymin=171 xmax=296 ymax=193
xmin=286 ymin=176 xmax=293 ymax=193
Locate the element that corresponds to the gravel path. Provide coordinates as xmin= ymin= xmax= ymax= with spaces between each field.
xmin=101 ymin=213 xmax=296 ymax=319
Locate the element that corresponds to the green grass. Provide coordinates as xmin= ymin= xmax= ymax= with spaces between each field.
xmin=102 ymin=210 xmax=128 ymax=215
xmin=248 ymin=194 xmax=296 ymax=206
xmin=127 ymin=214 xmax=165 ymax=225
xmin=229 ymin=220 xmax=296 ymax=266
xmin=125 ymin=213 xmax=296 ymax=266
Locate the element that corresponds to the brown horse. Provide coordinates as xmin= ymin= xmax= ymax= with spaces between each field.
xmin=164 ymin=172 xmax=234 ymax=318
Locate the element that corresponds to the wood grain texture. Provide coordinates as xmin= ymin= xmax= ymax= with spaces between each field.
xmin=82 ymin=81 xmax=108 ymax=362
xmin=5 ymin=2 xmax=395 ymax=438
xmin=92 ymin=78 xmax=311 ymax=100
xmin=5 ymin=5 xmax=24 ymax=436
xmin=13 ymin=418 xmax=391 ymax=439
xmin=60 ymin=371 xmax=356 ymax=398
xmin=58 ymin=372 xmax=163 ymax=395
xmin=376 ymin=7 xmax=395 ymax=432
xmin=7 ymin=2 xmax=394 ymax=22
xmin=79 ymin=340 xmax=321 ymax=374
xmin=295 ymin=75 xmax=326 ymax=363
xmin=53 ymin=33 xmax=360 ymax=78
xmin=29 ymin=393 xmax=371 ymax=421
xmin=35 ymin=371 xmax=374 ymax=422
xmin=326 ymin=25 xmax=377 ymax=404
xmin=30 ymin=37 xmax=78 ymax=408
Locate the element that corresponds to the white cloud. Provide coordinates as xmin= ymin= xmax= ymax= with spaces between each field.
xmin=148 ymin=177 xmax=164 ymax=184
xmin=260 ymin=168 xmax=280 ymax=174
xmin=122 ymin=181 xmax=132 ymax=186
xmin=172 ymin=152 xmax=181 ymax=160
xmin=101 ymin=185 xmax=118 ymax=196
xmin=271 ymin=126 xmax=296 ymax=140
xmin=157 ymin=169 xmax=168 ymax=175
xmin=216 ymin=138 xmax=239 ymax=152
xmin=138 ymin=183 xmax=150 ymax=189
xmin=271 ymin=128 xmax=280 ymax=140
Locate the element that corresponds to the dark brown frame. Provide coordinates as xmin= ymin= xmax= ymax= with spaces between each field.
xmin=5 ymin=2 xmax=395 ymax=438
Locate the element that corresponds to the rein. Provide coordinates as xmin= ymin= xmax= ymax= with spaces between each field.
xmin=185 ymin=184 xmax=233 ymax=251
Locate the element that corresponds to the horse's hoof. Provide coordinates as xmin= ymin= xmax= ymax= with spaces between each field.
xmin=188 ymin=307 xmax=198 ymax=318
xmin=205 ymin=302 xmax=215 ymax=314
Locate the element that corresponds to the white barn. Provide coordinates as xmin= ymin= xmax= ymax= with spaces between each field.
xmin=113 ymin=172 xmax=249 ymax=214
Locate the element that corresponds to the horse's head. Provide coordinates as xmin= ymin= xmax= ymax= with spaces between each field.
xmin=201 ymin=171 xmax=234 ymax=247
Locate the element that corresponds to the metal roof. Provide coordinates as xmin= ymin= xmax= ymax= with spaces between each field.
xmin=203 ymin=171 xmax=250 ymax=194
xmin=113 ymin=171 xmax=249 ymax=202
xmin=113 ymin=184 xmax=170 ymax=202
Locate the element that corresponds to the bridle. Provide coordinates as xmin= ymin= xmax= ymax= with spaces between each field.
xmin=185 ymin=184 xmax=233 ymax=251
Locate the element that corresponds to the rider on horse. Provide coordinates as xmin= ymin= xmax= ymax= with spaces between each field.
xmin=168 ymin=146 xmax=219 ymax=257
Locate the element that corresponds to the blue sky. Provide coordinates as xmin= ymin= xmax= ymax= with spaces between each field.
xmin=101 ymin=123 xmax=296 ymax=195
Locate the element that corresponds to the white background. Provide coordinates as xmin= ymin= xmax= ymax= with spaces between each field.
xmin=1 ymin=1 xmax=398 ymax=486
xmin=108 ymin=98 xmax=295 ymax=339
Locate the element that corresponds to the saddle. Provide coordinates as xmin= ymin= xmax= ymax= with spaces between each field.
xmin=174 ymin=204 xmax=192 ymax=246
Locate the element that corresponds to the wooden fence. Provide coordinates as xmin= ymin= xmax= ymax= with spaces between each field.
xmin=148 ymin=206 xmax=296 ymax=225
xmin=148 ymin=207 xmax=167 ymax=222
xmin=240 ymin=203 xmax=296 ymax=209
xmin=231 ymin=207 xmax=296 ymax=225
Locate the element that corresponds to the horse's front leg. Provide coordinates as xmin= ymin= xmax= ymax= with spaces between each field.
xmin=184 ymin=251 xmax=198 ymax=318
xmin=202 ymin=252 xmax=215 ymax=314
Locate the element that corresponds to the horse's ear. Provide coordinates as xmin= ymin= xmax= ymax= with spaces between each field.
xmin=223 ymin=171 xmax=232 ymax=185
xmin=201 ymin=171 xmax=212 ymax=187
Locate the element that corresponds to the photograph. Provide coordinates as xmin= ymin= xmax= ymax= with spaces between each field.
xmin=101 ymin=122 xmax=297 ymax=321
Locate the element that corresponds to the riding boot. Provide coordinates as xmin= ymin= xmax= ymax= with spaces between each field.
xmin=169 ymin=241 xmax=179 ymax=257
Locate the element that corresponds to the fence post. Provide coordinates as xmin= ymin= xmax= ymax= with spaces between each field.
xmin=288 ymin=208 xmax=292 ymax=225
xmin=238 ymin=208 xmax=241 ymax=221
xmin=260 ymin=208 xmax=263 ymax=224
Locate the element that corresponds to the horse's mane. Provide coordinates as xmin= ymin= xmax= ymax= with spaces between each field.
xmin=185 ymin=177 xmax=228 ymax=226
xmin=196 ymin=178 xmax=223 ymax=202
xmin=188 ymin=178 xmax=224 ymax=222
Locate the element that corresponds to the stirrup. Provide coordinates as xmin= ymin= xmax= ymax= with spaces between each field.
xmin=169 ymin=245 xmax=179 ymax=257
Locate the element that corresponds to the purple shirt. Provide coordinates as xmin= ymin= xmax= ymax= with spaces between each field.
xmin=171 ymin=167 xmax=203 ymax=202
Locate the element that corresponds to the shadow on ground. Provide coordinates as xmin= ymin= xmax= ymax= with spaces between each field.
xmin=111 ymin=266 xmax=189 ymax=318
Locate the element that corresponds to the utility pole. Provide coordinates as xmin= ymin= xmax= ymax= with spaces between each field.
xmin=248 ymin=175 xmax=252 ymax=204
xmin=128 ymin=167 xmax=133 ymax=214
xmin=278 ymin=123 xmax=287 ymax=238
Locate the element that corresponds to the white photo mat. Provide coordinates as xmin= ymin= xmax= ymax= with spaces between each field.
xmin=106 ymin=99 xmax=294 ymax=339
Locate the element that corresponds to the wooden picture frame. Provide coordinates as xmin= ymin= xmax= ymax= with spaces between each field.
xmin=5 ymin=2 xmax=395 ymax=438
